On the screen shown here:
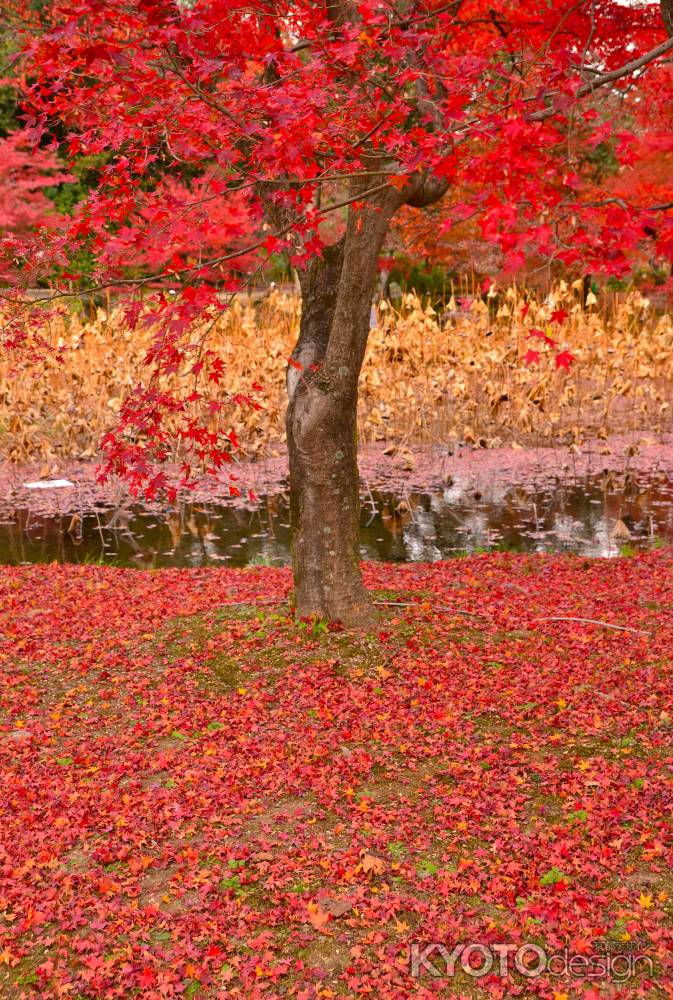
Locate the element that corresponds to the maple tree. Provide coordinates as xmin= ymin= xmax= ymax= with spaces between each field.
xmin=392 ymin=44 xmax=673 ymax=289
xmin=0 ymin=130 xmax=72 ymax=235
xmin=1 ymin=0 xmax=673 ymax=623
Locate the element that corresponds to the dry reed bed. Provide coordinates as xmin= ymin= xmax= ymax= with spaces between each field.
xmin=1 ymin=283 xmax=672 ymax=464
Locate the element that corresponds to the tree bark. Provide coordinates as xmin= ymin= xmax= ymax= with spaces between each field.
xmin=286 ymin=175 xmax=447 ymax=626
xmin=662 ymin=0 xmax=673 ymax=36
xmin=287 ymin=368 xmax=369 ymax=625
xmin=286 ymin=238 xmax=373 ymax=626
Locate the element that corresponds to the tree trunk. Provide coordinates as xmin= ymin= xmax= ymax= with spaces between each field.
xmin=286 ymin=239 xmax=374 ymax=626
xmin=285 ymin=176 xmax=447 ymax=626
xmin=287 ymin=375 xmax=370 ymax=626
xmin=662 ymin=0 xmax=673 ymax=37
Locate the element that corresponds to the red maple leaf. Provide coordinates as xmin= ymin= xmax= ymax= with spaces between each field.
xmin=528 ymin=328 xmax=557 ymax=348
xmin=137 ymin=967 xmax=156 ymax=988
xmin=555 ymin=350 xmax=575 ymax=370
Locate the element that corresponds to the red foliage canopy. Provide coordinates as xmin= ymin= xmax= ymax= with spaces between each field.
xmin=1 ymin=0 xmax=672 ymax=494
xmin=0 ymin=131 xmax=73 ymax=235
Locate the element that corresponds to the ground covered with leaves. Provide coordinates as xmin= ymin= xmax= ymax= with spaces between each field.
xmin=2 ymin=552 xmax=673 ymax=999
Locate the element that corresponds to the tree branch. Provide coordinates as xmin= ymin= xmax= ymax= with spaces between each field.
xmin=528 ymin=34 xmax=673 ymax=123
xmin=1 ymin=181 xmax=396 ymax=306
xmin=576 ymin=35 xmax=673 ymax=96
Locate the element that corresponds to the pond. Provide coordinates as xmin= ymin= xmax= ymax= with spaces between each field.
xmin=1 ymin=469 xmax=672 ymax=568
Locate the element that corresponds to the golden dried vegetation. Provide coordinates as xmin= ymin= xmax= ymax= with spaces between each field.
xmin=1 ymin=281 xmax=671 ymax=464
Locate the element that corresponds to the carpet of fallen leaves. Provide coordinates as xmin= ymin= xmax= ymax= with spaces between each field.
xmin=2 ymin=552 xmax=673 ymax=999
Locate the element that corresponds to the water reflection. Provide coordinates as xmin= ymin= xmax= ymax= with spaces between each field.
xmin=1 ymin=470 xmax=672 ymax=568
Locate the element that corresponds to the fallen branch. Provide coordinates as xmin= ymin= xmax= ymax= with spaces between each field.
xmin=374 ymin=600 xmax=484 ymax=617
xmin=534 ymin=616 xmax=649 ymax=636
xmin=220 ymin=598 xmax=287 ymax=607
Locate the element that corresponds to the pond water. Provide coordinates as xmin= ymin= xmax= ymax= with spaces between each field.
xmin=1 ymin=469 xmax=672 ymax=568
